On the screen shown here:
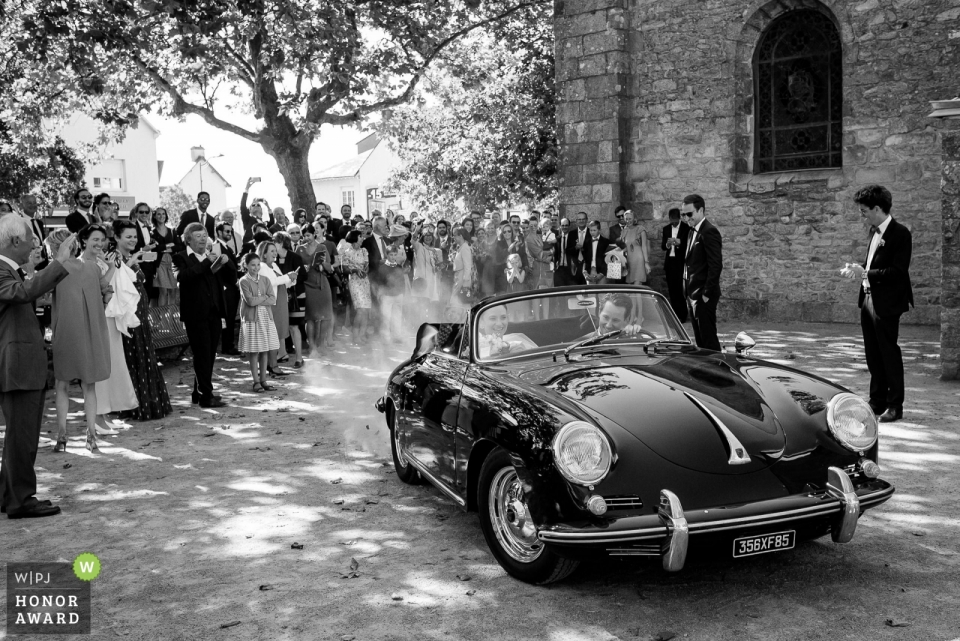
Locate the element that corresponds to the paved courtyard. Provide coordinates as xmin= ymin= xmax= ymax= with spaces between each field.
xmin=2 ymin=320 xmax=958 ymax=641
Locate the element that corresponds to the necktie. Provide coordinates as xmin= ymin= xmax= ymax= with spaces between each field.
xmin=869 ymin=225 xmax=879 ymax=235
xmin=16 ymin=268 xmax=26 ymax=280
xmin=561 ymin=235 xmax=567 ymax=266
xmin=686 ymin=229 xmax=697 ymax=259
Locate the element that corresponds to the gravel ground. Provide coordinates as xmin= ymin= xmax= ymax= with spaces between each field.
xmin=2 ymin=320 xmax=958 ymax=641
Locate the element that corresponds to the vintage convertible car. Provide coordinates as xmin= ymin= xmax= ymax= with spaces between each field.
xmin=375 ymin=286 xmax=894 ymax=584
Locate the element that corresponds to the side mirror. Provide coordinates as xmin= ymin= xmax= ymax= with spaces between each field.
xmin=734 ymin=331 xmax=756 ymax=355
xmin=412 ymin=323 xmax=439 ymax=360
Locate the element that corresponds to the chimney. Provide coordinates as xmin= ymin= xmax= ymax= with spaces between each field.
xmin=190 ymin=146 xmax=206 ymax=163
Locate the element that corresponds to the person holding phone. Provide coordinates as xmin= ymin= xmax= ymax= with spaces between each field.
xmin=297 ymin=224 xmax=334 ymax=356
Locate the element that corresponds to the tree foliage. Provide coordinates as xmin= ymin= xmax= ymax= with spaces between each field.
xmin=158 ymin=184 xmax=194 ymax=225
xmin=0 ymin=124 xmax=85 ymax=207
xmin=2 ymin=0 xmax=550 ymax=210
xmin=378 ymin=3 xmax=556 ymax=214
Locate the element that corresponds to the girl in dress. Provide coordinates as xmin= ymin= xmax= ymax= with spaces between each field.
xmin=340 ymin=230 xmax=371 ymax=344
xmin=274 ymin=231 xmax=307 ymax=368
xmin=151 ymin=207 xmax=179 ymax=306
xmin=48 ymin=225 xmax=114 ymax=452
xmin=257 ymin=240 xmax=299 ymax=377
xmin=238 ymin=253 xmax=279 ymax=392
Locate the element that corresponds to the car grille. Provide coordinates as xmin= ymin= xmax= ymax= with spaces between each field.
xmin=604 ymin=496 xmax=643 ymax=510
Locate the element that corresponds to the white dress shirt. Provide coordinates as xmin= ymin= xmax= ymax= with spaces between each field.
xmin=668 ymin=224 xmax=680 ymax=258
xmin=864 ymin=215 xmax=892 ymax=290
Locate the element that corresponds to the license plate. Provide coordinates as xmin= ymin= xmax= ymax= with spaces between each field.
xmin=732 ymin=530 xmax=796 ymax=558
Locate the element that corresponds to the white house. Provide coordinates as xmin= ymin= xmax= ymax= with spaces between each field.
xmin=176 ymin=146 xmax=231 ymax=214
xmin=311 ymin=133 xmax=401 ymax=219
xmin=57 ymin=113 xmax=161 ymax=213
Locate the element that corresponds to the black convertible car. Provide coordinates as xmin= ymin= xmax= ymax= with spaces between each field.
xmin=376 ymin=286 xmax=893 ymax=584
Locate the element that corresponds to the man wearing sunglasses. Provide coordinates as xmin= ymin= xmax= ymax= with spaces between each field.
xmin=608 ymin=206 xmax=626 ymax=244
xmin=65 ymin=188 xmax=98 ymax=232
xmin=681 ymin=194 xmax=722 ymax=351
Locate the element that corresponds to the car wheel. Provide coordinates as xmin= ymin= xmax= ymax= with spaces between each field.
xmin=389 ymin=404 xmax=420 ymax=485
xmin=478 ymin=448 xmax=579 ymax=584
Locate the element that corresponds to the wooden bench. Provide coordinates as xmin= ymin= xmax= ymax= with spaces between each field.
xmin=147 ymin=304 xmax=191 ymax=362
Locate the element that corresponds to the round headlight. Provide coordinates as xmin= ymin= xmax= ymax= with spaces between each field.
xmin=827 ymin=393 xmax=878 ymax=452
xmin=552 ymin=421 xmax=613 ymax=486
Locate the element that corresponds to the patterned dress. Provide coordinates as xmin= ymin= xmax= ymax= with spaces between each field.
xmin=121 ymin=267 xmax=172 ymax=420
xmin=341 ymin=245 xmax=371 ymax=309
xmin=238 ymin=274 xmax=280 ymax=353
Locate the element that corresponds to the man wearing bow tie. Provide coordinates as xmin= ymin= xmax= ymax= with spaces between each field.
xmin=840 ymin=185 xmax=913 ymax=423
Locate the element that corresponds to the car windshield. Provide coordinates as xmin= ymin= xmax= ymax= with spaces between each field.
xmin=473 ymin=289 xmax=689 ymax=362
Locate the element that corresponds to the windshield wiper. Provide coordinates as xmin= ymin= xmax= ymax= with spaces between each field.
xmin=562 ymin=329 xmax=623 ymax=361
xmin=644 ymin=338 xmax=692 ymax=354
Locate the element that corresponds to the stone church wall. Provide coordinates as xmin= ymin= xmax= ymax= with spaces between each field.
xmin=555 ymin=0 xmax=960 ymax=325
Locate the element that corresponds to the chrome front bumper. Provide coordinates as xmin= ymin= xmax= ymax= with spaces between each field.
xmin=538 ymin=467 xmax=894 ymax=572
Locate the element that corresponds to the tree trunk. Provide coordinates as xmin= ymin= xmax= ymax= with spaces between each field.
xmin=261 ymin=134 xmax=317 ymax=215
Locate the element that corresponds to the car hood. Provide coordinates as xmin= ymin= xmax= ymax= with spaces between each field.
xmin=502 ymin=349 xmax=815 ymax=475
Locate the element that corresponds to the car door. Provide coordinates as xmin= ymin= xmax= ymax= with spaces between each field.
xmin=404 ymin=330 xmax=469 ymax=491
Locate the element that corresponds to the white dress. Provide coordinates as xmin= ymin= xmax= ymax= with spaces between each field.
xmin=96 ymin=260 xmax=139 ymax=414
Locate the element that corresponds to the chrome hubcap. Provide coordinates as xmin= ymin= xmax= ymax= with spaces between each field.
xmin=489 ymin=467 xmax=543 ymax=563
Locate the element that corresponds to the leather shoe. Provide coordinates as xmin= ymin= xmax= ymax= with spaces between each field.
xmin=879 ymin=408 xmax=902 ymax=423
xmin=199 ymin=398 xmax=227 ymax=408
xmin=2 ymin=500 xmax=52 ymax=514
xmin=192 ymin=394 xmax=222 ymax=404
xmin=222 ymin=349 xmax=242 ymax=356
xmin=868 ymin=403 xmax=885 ymax=416
xmin=7 ymin=503 xmax=61 ymax=519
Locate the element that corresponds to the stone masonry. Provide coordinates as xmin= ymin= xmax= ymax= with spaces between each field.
xmin=554 ymin=0 xmax=960 ymax=331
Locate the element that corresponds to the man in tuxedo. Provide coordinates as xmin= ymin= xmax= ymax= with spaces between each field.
xmin=608 ymin=206 xmax=626 ymax=244
xmin=553 ymin=218 xmax=575 ymax=287
xmin=681 ymin=194 xmax=722 ymax=351
xmin=362 ymin=216 xmax=389 ymax=288
xmin=65 ymin=188 xmax=98 ymax=232
xmin=0 ymin=218 xmax=75 ymax=518
xmin=217 ymin=210 xmax=241 ymax=255
xmin=582 ymin=220 xmax=612 ymax=283
xmin=173 ymin=223 xmax=229 ymax=408
xmin=214 ymin=222 xmax=241 ymax=356
xmin=662 ymin=207 xmax=690 ymax=322
xmin=176 ymin=191 xmax=216 ymax=239
xmin=840 ymin=185 xmax=913 ymax=423
xmin=131 ymin=203 xmax=159 ymax=301
xmin=565 ymin=211 xmax=589 ymax=285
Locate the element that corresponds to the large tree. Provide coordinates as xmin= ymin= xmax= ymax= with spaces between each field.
xmin=379 ymin=2 xmax=556 ymax=214
xmin=4 ymin=0 xmax=549 ymax=211
xmin=0 ymin=124 xmax=85 ymax=206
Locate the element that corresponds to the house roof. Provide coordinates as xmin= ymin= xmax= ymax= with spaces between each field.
xmin=310 ymin=149 xmax=374 ymax=181
xmin=178 ymin=159 xmax=232 ymax=188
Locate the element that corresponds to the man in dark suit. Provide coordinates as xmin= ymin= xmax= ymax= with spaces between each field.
xmin=553 ymin=218 xmax=575 ymax=287
xmin=681 ymin=194 xmax=722 ymax=351
xmin=362 ymin=216 xmax=388 ymax=289
xmin=173 ymin=222 xmax=228 ymax=408
xmin=608 ymin=206 xmax=626 ymax=245
xmin=175 ymin=191 xmax=216 ymax=240
xmin=662 ymin=207 xmax=690 ymax=322
xmin=214 ymin=222 xmax=241 ymax=356
xmin=0 ymin=218 xmax=75 ymax=518
xmin=18 ymin=195 xmax=47 ymax=269
xmin=565 ymin=211 xmax=589 ymax=285
xmin=582 ymin=220 xmax=612 ymax=282
xmin=841 ymin=185 xmax=913 ymax=422
xmin=131 ymin=203 xmax=159 ymax=301
xmin=65 ymin=188 xmax=98 ymax=232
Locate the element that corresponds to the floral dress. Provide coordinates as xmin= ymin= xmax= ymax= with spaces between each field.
xmin=342 ymin=245 xmax=371 ymax=309
xmin=121 ymin=267 xmax=172 ymax=420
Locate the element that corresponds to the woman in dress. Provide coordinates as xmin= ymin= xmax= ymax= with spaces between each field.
xmin=113 ymin=220 xmax=172 ymax=420
xmin=296 ymin=223 xmax=334 ymax=356
xmin=257 ymin=240 xmax=299 ymax=377
xmin=340 ymin=230 xmax=371 ymax=344
xmin=621 ymin=209 xmax=651 ymax=286
xmin=49 ymin=225 xmax=113 ymax=452
xmin=379 ymin=226 xmax=410 ymax=342
xmin=274 ymin=231 xmax=306 ymax=368
xmin=320 ymin=230 xmax=341 ymax=348
xmin=238 ymin=253 xmax=280 ymax=392
xmin=493 ymin=222 xmax=527 ymax=295
xmin=450 ymin=228 xmax=475 ymax=315
xmin=411 ymin=224 xmax=441 ymax=323
xmin=477 ymin=221 xmax=498 ymax=297
xmin=150 ymin=207 xmax=179 ymax=306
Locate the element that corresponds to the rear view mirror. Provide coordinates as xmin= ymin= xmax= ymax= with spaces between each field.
xmin=413 ymin=323 xmax=439 ymax=360
xmin=568 ymin=295 xmax=597 ymax=311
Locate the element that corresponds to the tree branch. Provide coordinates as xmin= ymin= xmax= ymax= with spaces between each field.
xmin=129 ymin=56 xmax=261 ymax=144
xmin=316 ymin=0 xmax=549 ymax=126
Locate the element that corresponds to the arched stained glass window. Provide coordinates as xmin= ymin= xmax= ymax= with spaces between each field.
xmin=754 ymin=10 xmax=842 ymax=173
